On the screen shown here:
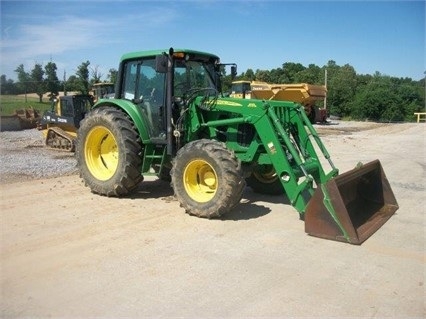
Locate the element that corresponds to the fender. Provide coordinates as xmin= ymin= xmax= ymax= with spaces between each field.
xmin=93 ymin=99 xmax=151 ymax=143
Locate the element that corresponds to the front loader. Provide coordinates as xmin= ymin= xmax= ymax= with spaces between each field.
xmin=76 ymin=48 xmax=398 ymax=244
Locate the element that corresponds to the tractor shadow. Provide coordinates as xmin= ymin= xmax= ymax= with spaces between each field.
xmin=130 ymin=178 xmax=174 ymax=199
xmin=221 ymin=188 xmax=291 ymax=221
xmin=129 ymin=178 xmax=292 ymax=221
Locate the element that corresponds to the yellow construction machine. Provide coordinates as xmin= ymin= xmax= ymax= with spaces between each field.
xmin=230 ymin=80 xmax=328 ymax=123
xmin=38 ymin=95 xmax=94 ymax=151
xmin=39 ymin=83 xmax=114 ymax=151
xmin=91 ymin=82 xmax=115 ymax=102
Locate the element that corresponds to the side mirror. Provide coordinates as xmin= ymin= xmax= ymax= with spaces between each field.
xmin=155 ymin=55 xmax=168 ymax=73
xmin=231 ymin=65 xmax=237 ymax=79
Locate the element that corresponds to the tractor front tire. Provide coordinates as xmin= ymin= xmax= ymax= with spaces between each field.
xmin=171 ymin=139 xmax=245 ymax=218
xmin=76 ymin=107 xmax=143 ymax=197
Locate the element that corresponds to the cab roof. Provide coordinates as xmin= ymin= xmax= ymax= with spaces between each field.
xmin=120 ymin=48 xmax=220 ymax=62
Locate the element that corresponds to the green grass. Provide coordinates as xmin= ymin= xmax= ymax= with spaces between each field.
xmin=0 ymin=95 xmax=51 ymax=116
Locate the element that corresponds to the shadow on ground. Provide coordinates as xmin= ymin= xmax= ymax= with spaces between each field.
xmin=130 ymin=179 xmax=292 ymax=221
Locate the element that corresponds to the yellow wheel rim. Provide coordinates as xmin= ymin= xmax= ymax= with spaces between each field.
xmin=84 ymin=126 xmax=118 ymax=181
xmin=183 ymin=159 xmax=217 ymax=203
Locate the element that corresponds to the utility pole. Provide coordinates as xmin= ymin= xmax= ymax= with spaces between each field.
xmin=324 ymin=69 xmax=328 ymax=110
xmin=63 ymin=70 xmax=67 ymax=96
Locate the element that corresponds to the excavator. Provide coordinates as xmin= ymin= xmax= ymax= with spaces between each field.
xmin=38 ymin=94 xmax=94 ymax=152
xmin=230 ymin=80 xmax=328 ymax=123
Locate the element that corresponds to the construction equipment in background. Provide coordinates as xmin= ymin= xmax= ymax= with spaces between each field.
xmin=230 ymin=80 xmax=328 ymax=124
xmin=0 ymin=107 xmax=41 ymax=131
xmin=38 ymin=95 xmax=94 ymax=152
xmin=75 ymin=48 xmax=398 ymax=244
xmin=91 ymin=82 xmax=115 ymax=102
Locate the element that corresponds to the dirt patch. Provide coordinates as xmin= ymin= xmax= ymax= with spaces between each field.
xmin=1 ymin=121 xmax=425 ymax=317
xmin=315 ymin=120 xmax=391 ymax=135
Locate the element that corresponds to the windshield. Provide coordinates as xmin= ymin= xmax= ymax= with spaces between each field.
xmin=173 ymin=60 xmax=217 ymax=98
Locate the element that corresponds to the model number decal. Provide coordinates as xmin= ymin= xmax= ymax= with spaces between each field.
xmin=216 ymin=100 xmax=242 ymax=107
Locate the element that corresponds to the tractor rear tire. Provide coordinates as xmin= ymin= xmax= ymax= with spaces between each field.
xmin=246 ymin=165 xmax=284 ymax=195
xmin=76 ymin=107 xmax=143 ymax=197
xmin=171 ymin=139 xmax=245 ymax=218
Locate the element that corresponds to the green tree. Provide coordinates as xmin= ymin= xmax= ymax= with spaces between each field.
xmin=295 ymin=64 xmax=323 ymax=84
xmin=107 ymin=68 xmax=118 ymax=84
xmin=268 ymin=68 xmax=283 ymax=83
xmin=240 ymin=68 xmax=255 ymax=81
xmin=279 ymin=62 xmax=305 ymax=83
xmin=76 ymin=61 xmax=90 ymax=94
xmin=254 ymin=69 xmax=272 ymax=82
xmin=394 ymin=79 xmax=425 ymax=121
xmin=0 ymin=75 xmax=17 ymax=94
xmin=352 ymin=74 xmax=399 ymax=121
xmin=327 ymin=63 xmax=357 ymax=117
xmin=45 ymin=62 xmax=60 ymax=100
xmin=90 ymin=65 xmax=103 ymax=84
xmin=65 ymin=75 xmax=81 ymax=92
xmin=14 ymin=64 xmax=30 ymax=94
xmin=31 ymin=63 xmax=45 ymax=102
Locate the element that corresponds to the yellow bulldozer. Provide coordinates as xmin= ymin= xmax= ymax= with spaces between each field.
xmin=38 ymin=82 xmax=114 ymax=151
xmin=230 ymin=80 xmax=328 ymax=123
xmin=38 ymin=95 xmax=94 ymax=152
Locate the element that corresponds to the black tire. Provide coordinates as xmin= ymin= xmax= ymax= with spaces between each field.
xmin=171 ymin=139 xmax=245 ymax=218
xmin=308 ymin=106 xmax=316 ymax=124
xmin=158 ymin=166 xmax=172 ymax=182
xmin=76 ymin=107 xmax=143 ymax=196
xmin=246 ymin=165 xmax=284 ymax=195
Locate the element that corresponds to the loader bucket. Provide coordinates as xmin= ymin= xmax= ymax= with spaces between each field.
xmin=305 ymin=160 xmax=398 ymax=244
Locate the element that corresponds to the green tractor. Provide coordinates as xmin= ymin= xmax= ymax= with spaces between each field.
xmin=76 ymin=48 xmax=398 ymax=244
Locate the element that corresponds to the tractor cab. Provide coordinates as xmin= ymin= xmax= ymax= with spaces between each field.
xmin=116 ymin=49 xmax=223 ymax=141
xmin=48 ymin=95 xmax=94 ymax=127
xmin=91 ymin=83 xmax=115 ymax=102
xmin=230 ymin=80 xmax=252 ymax=99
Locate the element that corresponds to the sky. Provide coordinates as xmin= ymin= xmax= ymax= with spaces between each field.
xmin=1 ymin=0 xmax=425 ymax=82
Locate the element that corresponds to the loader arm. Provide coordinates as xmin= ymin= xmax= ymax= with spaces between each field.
xmin=187 ymin=96 xmax=338 ymax=215
xmin=186 ymin=96 xmax=398 ymax=244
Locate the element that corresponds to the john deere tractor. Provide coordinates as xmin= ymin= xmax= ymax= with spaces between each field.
xmin=76 ymin=48 xmax=398 ymax=244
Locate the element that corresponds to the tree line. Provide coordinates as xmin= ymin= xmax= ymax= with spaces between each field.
xmin=0 ymin=61 xmax=117 ymax=103
xmin=228 ymin=61 xmax=425 ymax=122
xmin=1 ymin=59 xmax=424 ymax=122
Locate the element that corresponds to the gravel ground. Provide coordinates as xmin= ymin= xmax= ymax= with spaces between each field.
xmin=0 ymin=120 xmax=394 ymax=184
xmin=0 ymin=128 xmax=77 ymax=183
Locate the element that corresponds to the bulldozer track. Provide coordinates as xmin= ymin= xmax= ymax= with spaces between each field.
xmin=45 ymin=127 xmax=75 ymax=152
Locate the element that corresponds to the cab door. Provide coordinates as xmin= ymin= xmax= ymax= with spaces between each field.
xmin=121 ymin=58 xmax=166 ymax=140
